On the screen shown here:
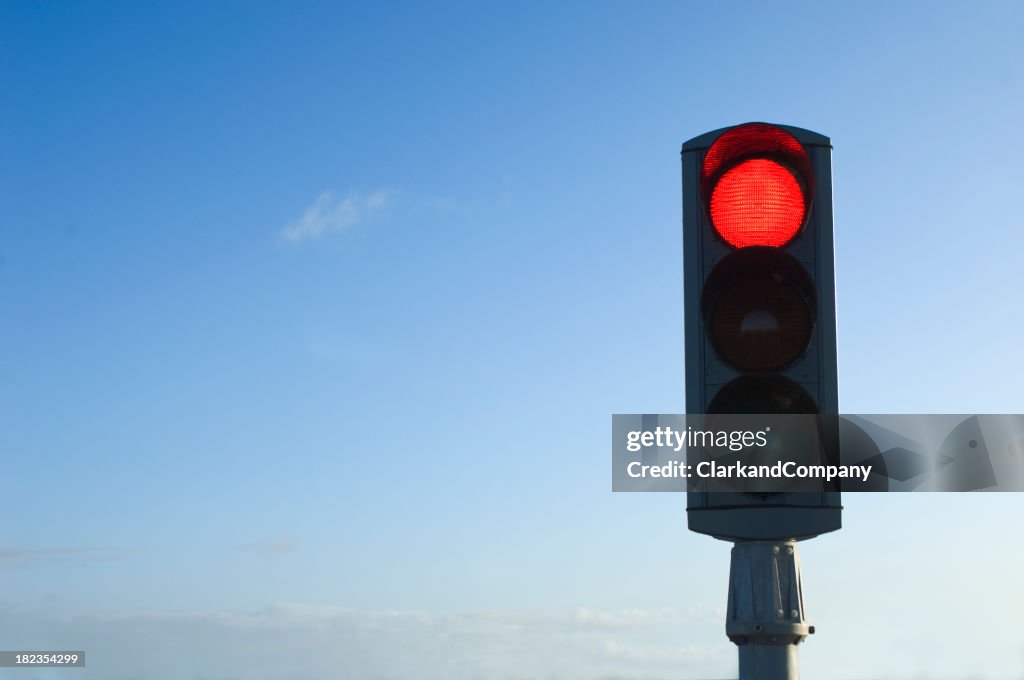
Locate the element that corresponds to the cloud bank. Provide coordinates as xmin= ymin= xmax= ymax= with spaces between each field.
xmin=0 ymin=604 xmax=731 ymax=680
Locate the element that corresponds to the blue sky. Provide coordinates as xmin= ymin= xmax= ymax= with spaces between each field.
xmin=2 ymin=2 xmax=1023 ymax=679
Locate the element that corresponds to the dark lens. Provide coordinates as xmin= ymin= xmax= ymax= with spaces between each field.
xmin=702 ymin=248 xmax=816 ymax=372
xmin=707 ymin=375 xmax=818 ymax=415
xmin=706 ymin=376 xmax=822 ymax=495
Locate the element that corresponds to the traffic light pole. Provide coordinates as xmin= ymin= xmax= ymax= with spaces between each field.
xmin=726 ymin=540 xmax=812 ymax=680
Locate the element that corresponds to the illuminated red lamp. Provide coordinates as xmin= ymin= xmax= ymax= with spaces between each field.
xmin=701 ymin=123 xmax=814 ymax=249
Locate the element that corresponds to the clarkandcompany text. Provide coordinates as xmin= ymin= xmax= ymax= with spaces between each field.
xmin=626 ymin=460 xmax=873 ymax=483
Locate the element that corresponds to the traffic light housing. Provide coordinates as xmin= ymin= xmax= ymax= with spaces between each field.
xmin=682 ymin=123 xmax=842 ymax=541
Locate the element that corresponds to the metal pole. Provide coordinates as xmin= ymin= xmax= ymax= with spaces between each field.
xmin=727 ymin=540 xmax=813 ymax=680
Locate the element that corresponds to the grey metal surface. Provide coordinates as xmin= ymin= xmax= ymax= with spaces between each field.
xmin=727 ymin=541 xmax=810 ymax=680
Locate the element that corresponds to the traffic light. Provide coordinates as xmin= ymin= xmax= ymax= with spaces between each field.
xmin=682 ymin=123 xmax=841 ymax=541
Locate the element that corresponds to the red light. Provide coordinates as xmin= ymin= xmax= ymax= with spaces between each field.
xmin=700 ymin=123 xmax=814 ymax=249
xmin=709 ymin=159 xmax=805 ymax=248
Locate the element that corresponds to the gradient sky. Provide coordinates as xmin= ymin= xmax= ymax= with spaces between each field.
xmin=2 ymin=2 xmax=1024 ymax=679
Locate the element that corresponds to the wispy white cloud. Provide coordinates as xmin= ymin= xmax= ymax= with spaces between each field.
xmin=235 ymin=532 xmax=297 ymax=557
xmin=0 ymin=546 xmax=123 ymax=569
xmin=281 ymin=190 xmax=390 ymax=241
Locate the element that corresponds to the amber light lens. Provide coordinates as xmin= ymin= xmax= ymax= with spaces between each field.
xmin=710 ymin=159 xmax=805 ymax=248
xmin=702 ymin=248 xmax=816 ymax=372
